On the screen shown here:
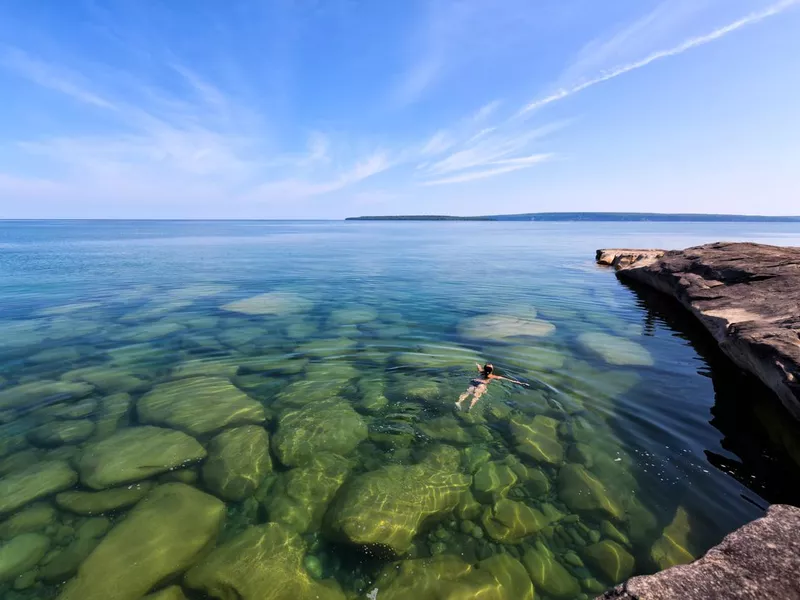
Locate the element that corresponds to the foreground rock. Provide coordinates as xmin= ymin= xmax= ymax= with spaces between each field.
xmin=0 ymin=461 xmax=77 ymax=515
xmin=272 ymin=399 xmax=366 ymax=467
xmin=137 ymin=377 xmax=266 ymax=436
xmin=184 ymin=523 xmax=345 ymax=600
xmin=56 ymin=482 xmax=155 ymax=515
xmin=374 ymin=553 xmax=534 ymax=600
xmin=202 ymin=425 xmax=272 ymax=501
xmin=58 ymin=483 xmax=225 ymax=600
xmin=78 ymin=426 xmax=206 ymax=489
xmin=598 ymin=504 xmax=800 ymax=600
xmin=596 ymin=243 xmax=800 ymax=419
xmin=326 ymin=446 xmax=469 ymax=555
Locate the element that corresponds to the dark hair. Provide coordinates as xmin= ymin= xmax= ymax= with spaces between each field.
xmin=483 ymin=363 xmax=494 ymax=375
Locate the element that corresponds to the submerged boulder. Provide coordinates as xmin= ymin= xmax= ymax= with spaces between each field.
xmin=0 ymin=380 xmax=93 ymax=412
xmin=510 ymin=414 xmax=564 ymax=466
xmin=557 ymin=463 xmax=623 ymax=521
xmin=138 ymin=377 xmax=265 ymax=436
xmin=61 ymin=366 xmax=148 ymax=394
xmin=522 ymin=540 xmax=581 ymax=599
xmin=583 ymin=539 xmax=635 ymax=583
xmin=0 ymin=460 xmax=77 ymax=515
xmin=58 ymin=483 xmax=225 ymax=600
xmin=472 ymin=461 xmax=518 ymax=503
xmin=56 ymin=482 xmax=155 ymax=515
xmin=263 ymin=453 xmax=351 ymax=533
xmin=458 ymin=314 xmax=556 ymax=342
xmin=481 ymin=498 xmax=547 ymax=544
xmin=27 ymin=419 xmax=95 ymax=447
xmin=272 ymin=399 xmax=366 ymax=467
xmin=221 ymin=292 xmax=313 ymax=316
xmin=326 ymin=446 xmax=469 ymax=555
xmin=38 ymin=517 xmax=111 ymax=583
xmin=650 ymin=506 xmax=695 ymax=570
xmin=184 ymin=523 xmax=345 ymax=600
xmin=202 ymin=425 xmax=273 ymax=501
xmin=373 ymin=553 xmax=534 ymax=600
xmin=578 ymin=332 xmax=653 ymax=367
xmin=78 ymin=426 xmax=206 ymax=490
xmin=0 ymin=504 xmax=56 ymax=539
xmin=92 ymin=392 xmax=132 ymax=440
xmin=0 ymin=532 xmax=50 ymax=583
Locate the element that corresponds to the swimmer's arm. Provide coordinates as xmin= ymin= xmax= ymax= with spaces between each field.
xmin=495 ymin=375 xmax=529 ymax=386
xmin=475 ymin=363 xmax=483 ymax=371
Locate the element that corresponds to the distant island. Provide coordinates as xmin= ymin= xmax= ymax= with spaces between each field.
xmin=346 ymin=212 xmax=800 ymax=222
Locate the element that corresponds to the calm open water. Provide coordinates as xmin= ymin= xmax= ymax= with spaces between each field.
xmin=1 ymin=220 xmax=799 ymax=599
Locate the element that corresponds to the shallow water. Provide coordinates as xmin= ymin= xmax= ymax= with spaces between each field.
xmin=1 ymin=220 xmax=800 ymax=599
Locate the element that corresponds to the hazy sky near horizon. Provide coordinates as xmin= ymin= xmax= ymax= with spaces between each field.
xmin=1 ymin=0 xmax=799 ymax=218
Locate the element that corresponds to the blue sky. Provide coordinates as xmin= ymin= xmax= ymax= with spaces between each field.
xmin=1 ymin=0 xmax=799 ymax=218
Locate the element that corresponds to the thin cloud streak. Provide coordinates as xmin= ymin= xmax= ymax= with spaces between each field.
xmin=422 ymin=155 xmax=553 ymax=186
xmin=520 ymin=0 xmax=799 ymax=114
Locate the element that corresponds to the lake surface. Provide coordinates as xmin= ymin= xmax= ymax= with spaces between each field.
xmin=1 ymin=220 xmax=800 ymax=599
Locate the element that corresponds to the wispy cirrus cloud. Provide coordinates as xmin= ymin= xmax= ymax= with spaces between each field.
xmin=520 ymin=0 xmax=800 ymax=115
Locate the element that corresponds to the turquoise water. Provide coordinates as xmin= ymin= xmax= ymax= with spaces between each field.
xmin=1 ymin=220 xmax=799 ymax=599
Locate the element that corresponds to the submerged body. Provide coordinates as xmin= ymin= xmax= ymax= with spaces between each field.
xmin=456 ymin=363 xmax=527 ymax=410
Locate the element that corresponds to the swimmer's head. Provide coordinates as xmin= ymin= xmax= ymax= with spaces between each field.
xmin=483 ymin=363 xmax=494 ymax=375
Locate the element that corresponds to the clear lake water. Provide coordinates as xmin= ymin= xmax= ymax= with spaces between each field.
xmin=1 ymin=220 xmax=800 ymax=599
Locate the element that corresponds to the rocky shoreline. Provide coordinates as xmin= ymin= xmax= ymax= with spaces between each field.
xmin=596 ymin=242 xmax=800 ymax=420
xmin=598 ymin=503 xmax=800 ymax=600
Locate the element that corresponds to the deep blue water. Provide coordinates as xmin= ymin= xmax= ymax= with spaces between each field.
xmin=1 ymin=220 xmax=799 ymax=599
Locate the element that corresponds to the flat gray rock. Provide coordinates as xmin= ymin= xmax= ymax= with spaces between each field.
xmin=597 ymin=243 xmax=800 ymax=419
xmin=598 ymin=504 xmax=800 ymax=600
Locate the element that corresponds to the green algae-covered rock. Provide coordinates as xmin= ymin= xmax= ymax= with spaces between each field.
xmin=0 ymin=504 xmax=56 ymax=539
xmin=0 ymin=380 xmax=93 ymax=412
xmin=583 ymin=539 xmax=635 ymax=584
xmin=504 ymin=344 xmax=567 ymax=373
xmin=578 ymin=332 xmax=654 ymax=367
xmin=296 ymin=338 xmax=358 ymax=359
xmin=393 ymin=344 xmax=481 ymax=369
xmin=78 ymin=426 xmax=206 ymax=490
xmin=27 ymin=419 xmax=95 ymax=447
xmin=184 ymin=523 xmax=345 ymax=600
xmin=0 ymin=461 xmax=77 ymax=515
xmin=263 ymin=454 xmax=350 ymax=533
xmin=601 ymin=519 xmax=631 ymax=548
xmin=522 ymin=540 xmax=581 ymax=599
xmin=138 ymin=377 xmax=265 ymax=436
xmin=510 ymin=414 xmax=564 ymax=466
xmin=418 ymin=415 xmax=472 ymax=444
xmin=0 ymin=449 xmax=42 ymax=477
xmin=92 ymin=392 xmax=132 ymax=440
xmin=112 ymin=322 xmax=185 ymax=343
xmin=456 ymin=489 xmax=483 ymax=521
xmin=61 ymin=366 xmax=148 ymax=394
xmin=203 ymin=425 xmax=272 ymax=501
xmin=373 ymin=553 xmax=534 ymax=600
xmin=171 ymin=358 xmax=240 ymax=380
xmin=356 ymin=380 xmax=389 ymax=413
xmin=328 ymin=306 xmax=378 ymax=326
xmin=0 ymin=533 xmax=50 ymax=582
xmin=144 ymin=586 xmax=188 ymax=600
xmin=464 ymin=446 xmax=492 ymax=473
xmin=557 ymin=463 xmax=623 ymax=521
xmin=650 ymin=506 xmax=695 ymax=570
xmin=272 ymin=399 xmax=366 ymax=467
xmin=326 ymin=447 xmax=470 ymax=555
xmin=56 ymin=482 xmax=154 ymax=515
xmin=459 ymin=314 xmax=556 ymax=342
xmin=221 ymin=291 xmax=313 ymax=316
xmin=481 ymin=498 xmax=547 ymax=544
xmin=472 ymin=461 xmax=518 ymax=503
xmin=58 ymin=483 xmax=225 ymax=600
xmin=38 ymin=398 xmax=98 ymax=421
xmin=39 ymin=517 xmax=111 ymax=583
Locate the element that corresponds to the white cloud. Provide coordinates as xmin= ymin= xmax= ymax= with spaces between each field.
xmin=520 ymin=0 xmax=800 ymax=115
xmin=422 ymin=155 xmax=553 ymax=186
xmin=471 ymin=100 xmax=502 ymax=122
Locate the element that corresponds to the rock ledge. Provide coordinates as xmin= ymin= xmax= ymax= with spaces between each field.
xmin=596 ymin=242 xmax=800 ymax=420
xmin=597 ymin=504 xmax=800 ymax=600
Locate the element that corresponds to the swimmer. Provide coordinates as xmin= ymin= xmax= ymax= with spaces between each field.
xmin=456 ymin=362 xmax=528 ymax=411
